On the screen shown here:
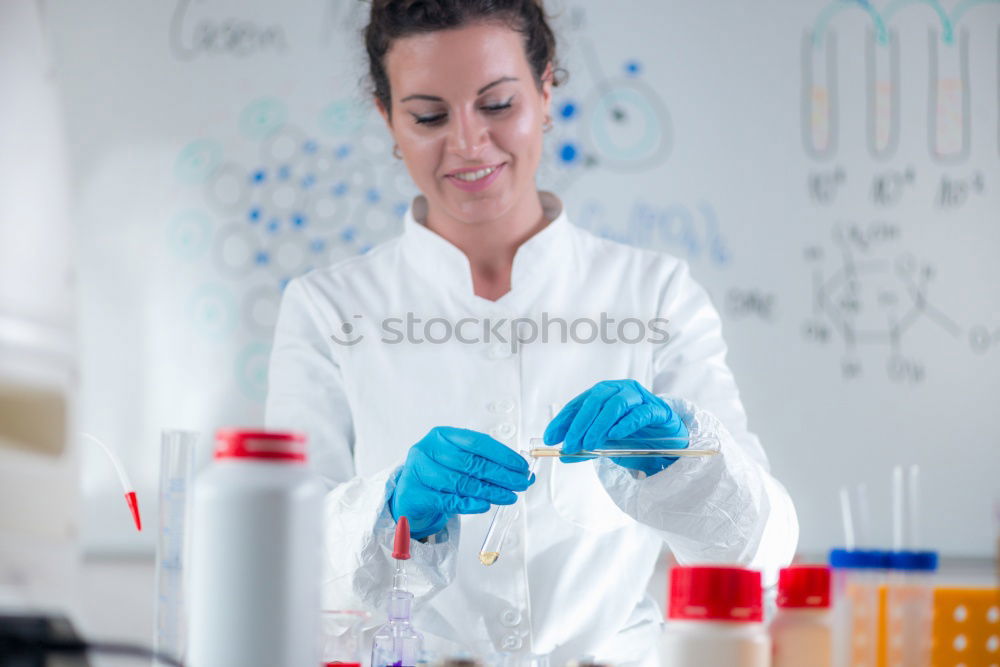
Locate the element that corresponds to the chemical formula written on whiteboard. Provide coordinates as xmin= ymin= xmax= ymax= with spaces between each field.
xmin=575 ymin=198 xmax=731 ymax=268
xmin=169 ymin=0 xmax=287 ymax=60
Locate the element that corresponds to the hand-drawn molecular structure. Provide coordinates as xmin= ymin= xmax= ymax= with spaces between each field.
xmin=169 ymin=97 xmax=413 ymax=400
xmin=801 ymin=220 xmax=995 ymax=382
xmin=172 ymin=98 xmax=408 ymax=288
xmin=537 ymin=5 xmax=672 ymax=192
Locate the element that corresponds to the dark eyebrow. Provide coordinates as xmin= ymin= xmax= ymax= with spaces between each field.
xmin=400 ymin=76 xmax=518 ymax=103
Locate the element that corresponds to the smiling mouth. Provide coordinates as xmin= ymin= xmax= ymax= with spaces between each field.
xmin=447 ymin=164 xmax=503 ymax=182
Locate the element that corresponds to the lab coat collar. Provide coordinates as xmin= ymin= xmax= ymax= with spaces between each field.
xmin=401 ymin=190 xmax=572 ymax=309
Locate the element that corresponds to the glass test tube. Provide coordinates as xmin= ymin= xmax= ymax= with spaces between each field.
xmin=154 ymin=429 xmax=198 ymax=663
xmin=480 ymin=404 xmax=559 ymax=567
xmin=526 ymin=436 xmax=702 ymax=459
xmin=479 ymin=452 xmax=538 ymax=566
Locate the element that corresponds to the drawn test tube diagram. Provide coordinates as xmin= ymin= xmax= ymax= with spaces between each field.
xmin=802 ymin=0 xmax=997 ymax=163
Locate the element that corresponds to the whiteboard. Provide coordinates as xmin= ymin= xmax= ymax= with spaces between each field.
xmin=46 ymin=0 xmax=1000 ymax=556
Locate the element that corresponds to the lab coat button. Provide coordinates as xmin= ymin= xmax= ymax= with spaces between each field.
xmin=487 ymin=343 xmax=512 ymax=359
xmin=494 ymin=398 xmax=515 ymax=413
xmin=500 ymin=608 xmax=522 ymax=627
xmin=501 ymin=634 xmax=522 ymax=650
xmin=491 ymin=422 xmax=516 ymax=440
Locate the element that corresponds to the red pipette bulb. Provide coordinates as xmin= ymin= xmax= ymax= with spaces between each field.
xmin=392 ymin=517 xmax=411 ymax=560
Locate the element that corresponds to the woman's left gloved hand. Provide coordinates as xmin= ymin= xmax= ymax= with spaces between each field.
xmin=543 ymin=379 xmax=689 ymax=476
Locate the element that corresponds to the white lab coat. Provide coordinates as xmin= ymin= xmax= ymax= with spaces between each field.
xmin=265 ymin=190 xmax=798 ymax=666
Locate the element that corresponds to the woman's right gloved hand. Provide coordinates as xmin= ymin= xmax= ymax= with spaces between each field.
xmin=387 ymin=426 xmax=534 ymax=540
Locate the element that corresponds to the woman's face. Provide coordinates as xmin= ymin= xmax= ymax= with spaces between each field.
xmin=377 ymin=21 xmax=552 ymax=225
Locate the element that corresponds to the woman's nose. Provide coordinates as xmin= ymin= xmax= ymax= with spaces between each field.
xmin=447 ymin=107 xmax=489 ymax=157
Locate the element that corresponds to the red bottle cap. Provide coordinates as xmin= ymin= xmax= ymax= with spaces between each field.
xmin=214 ymin=429 xmax=307 ymax=462
xmin=777 ymin=565 xmax=831 ymax=608
xmin=668 ymin=566 xmax=762 ymax=622
xmin=393 ymin=517 xmax=411 ymax=560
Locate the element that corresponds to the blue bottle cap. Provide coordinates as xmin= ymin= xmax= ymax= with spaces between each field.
xmin=828 ymin=548 xmax=890 ymax=569
xmin=887 ymin=550 xmax=939 ymax=572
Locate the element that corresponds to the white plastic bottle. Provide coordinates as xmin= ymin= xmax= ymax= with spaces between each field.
xmin=187 ymin=429 xmax=325 ymax=667
xmin=660 ymin=566 xmax=769 ymax=666
xmin=771 ymin=565 xmax=832 ymax=667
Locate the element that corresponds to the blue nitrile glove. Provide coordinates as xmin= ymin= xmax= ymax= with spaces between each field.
xmin=388 ymin=426 xmax=535 ymax=540
xmin=543 ymin=379 xmax=689 ymax=476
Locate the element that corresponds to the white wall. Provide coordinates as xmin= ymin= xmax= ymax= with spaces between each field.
xmin=45 ymin=0 xmax=1000 ymax=557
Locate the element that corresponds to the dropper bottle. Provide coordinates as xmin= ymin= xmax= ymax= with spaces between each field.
xmin=372 ymin=517 xmax=424 ymax=667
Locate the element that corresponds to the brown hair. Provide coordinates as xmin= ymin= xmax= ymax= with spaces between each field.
xmin=363 ymin=0 xmax=569 ymax=119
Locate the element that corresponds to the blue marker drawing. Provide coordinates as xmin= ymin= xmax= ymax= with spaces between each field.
xmin=188 ymin=284 xmax=239 ymax=338
xmin=559 ymin=142 xmax=579 ymax=164
xmin=320 ymin=100 xmax=367 ymax=136
xmin=235 ymin=342 xmax=271 ymax=402
xmin=174 ymin=140 xmax=222 ymax=183
xmin=883 ymin=0 xmax=952 ymax=42
xmin=240 ymin=98 xmax=287 ymax=140
xmin=812 ymin=0 xmax=889 ymax=45
xmin=166 ymin=210 xmax=213 ymax=260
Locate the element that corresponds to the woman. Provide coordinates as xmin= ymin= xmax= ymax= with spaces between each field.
xmin=266 ymin=1 xmax=798 ymax=664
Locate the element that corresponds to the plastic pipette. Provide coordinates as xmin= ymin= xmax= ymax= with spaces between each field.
xmin=526 ymin=437 xmax=718 ymax=459
xmin=893 ymin=463 xmax=921 ymax=550
xmin=392 ymin=516 xmax=411 ymax=589
xmin=840 ymin=486 xmax=855 ymax=550
xmin=371 ymin=517 xmax=423 ymax=667
xmin=81 ymin=431 xmax=142 ymax=531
